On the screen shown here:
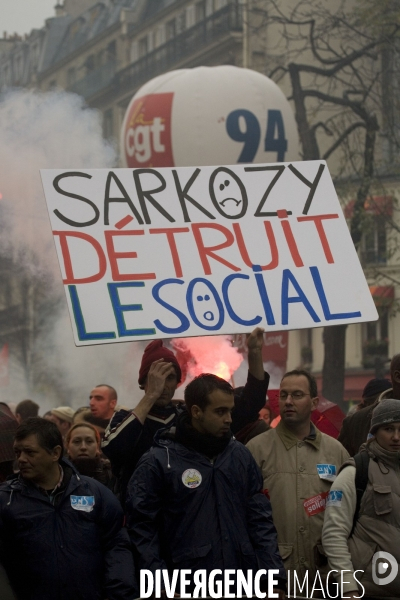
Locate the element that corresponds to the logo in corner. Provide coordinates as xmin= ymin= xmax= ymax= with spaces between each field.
xmin=372 ymin=551 xmax=398 ymax=586
xmin=182 ymin=468 xmax=202 ymax=489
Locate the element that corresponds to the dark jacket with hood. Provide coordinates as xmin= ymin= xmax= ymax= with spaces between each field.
xmin=126 ymin=412 xmax=285 ymax=593
xmin=102 ymin=371 xmax=269 ymax=507
xmin=0 ymin=459 xmax=137 ymax=600
xmin=338 ymin=388 xmax=393 ymax=456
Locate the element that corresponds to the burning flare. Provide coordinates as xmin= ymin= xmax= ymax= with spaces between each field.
xmin=171 ymin=335 xmax=243 ymax=384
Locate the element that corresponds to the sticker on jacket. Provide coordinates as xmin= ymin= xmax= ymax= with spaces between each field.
xmin=326 ymin=490 xmax=343 ymax=507
xmin=303 ymin=491 xmax=329 ymax=516
xmin=316 ymin=464 xmax=337 ymax=481
xmin=182 ymin=469 xmax=202 ymax=489
xmin=70 ymin=495 xmax=95 ymax=512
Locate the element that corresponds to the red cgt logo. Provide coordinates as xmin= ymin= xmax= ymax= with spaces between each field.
xmin=124 ymin=92 xmax=174 ymax=168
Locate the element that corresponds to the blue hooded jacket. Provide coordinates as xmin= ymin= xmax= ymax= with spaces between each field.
xmin=0 ymin=459 xmax=137 ymax=600
xmin=126 ymin=424 xmax=285 ymax=592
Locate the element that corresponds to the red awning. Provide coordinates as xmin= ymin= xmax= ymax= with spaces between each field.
xmin=369 ymin=285 xmax=394 ymax=307
xmin=344 ymin=196 xmax=393 ymax=218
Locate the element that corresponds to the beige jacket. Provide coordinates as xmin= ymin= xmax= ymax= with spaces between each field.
xmin=322 ymin=440 xmax=400 ymax=599
xmin=247 ymin=421 xmax=349 ymax=584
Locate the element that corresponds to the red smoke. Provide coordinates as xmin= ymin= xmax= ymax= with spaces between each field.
xmin=171 ymin=335 xmax=243 ymax=384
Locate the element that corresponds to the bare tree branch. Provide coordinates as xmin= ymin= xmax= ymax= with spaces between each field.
xmin=323 ymin=122 xmax=366 ymax=160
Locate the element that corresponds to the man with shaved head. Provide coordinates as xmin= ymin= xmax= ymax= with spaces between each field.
xmin=89 ymin=384 xmax=117 ymax=422
xmin=338 ymin=353 xmax=400 ymax=455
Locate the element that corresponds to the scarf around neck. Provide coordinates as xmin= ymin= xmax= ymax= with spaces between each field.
xmin=174 ymin=411 xmax=232 ymax=459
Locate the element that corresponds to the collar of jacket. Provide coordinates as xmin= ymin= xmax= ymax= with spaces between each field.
xmin=4 ymin=458 xmax=89 ymax=499
xmin=154 ymin=412 xmax=233 ymax=456
xmin=377 ymin=388 xmax=394 ymax=403
xmin=148 ymin=403 xmax=182 ymax=421
xmin=174 ymin=410 xmax=232 ymax=458
xmin=276 ymin=419 xmax=320 ymax=450
xmin=367 ymin=438 xmax=400 ymax=470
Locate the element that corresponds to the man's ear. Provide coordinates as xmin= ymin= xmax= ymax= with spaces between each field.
xmin=110 ymin=398 xmax=117 ymax=410
xmin=311 ymin=396 xmax=319 ymax=412
xmin=392 ymin=369 xmax=400 ymax=385
xmin=51 ymin=445 xmax=63 ymax=462
xmin=191 ymin=405 xmax=202 ymax=420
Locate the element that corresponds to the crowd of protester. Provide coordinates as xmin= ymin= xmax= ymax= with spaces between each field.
xmin=0 ymin=327 xmax=399 ymax=599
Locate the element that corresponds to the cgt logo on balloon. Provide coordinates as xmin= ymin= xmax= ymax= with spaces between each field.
xmin=40 ymin=161 xmax=378 ymax=347
xmin=123 ymin=93 xmax=174 ymax=168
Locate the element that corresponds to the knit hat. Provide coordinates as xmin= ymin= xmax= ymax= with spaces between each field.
xmin=51 ymin=406 xmax=75 ymax=423
xmin=362 ymin=378 xmax=391 ymax=399
xmin=138 ymin=340 xmax=182 ymax=387
xmin=370 ymin=399 xmax=400 ymax=435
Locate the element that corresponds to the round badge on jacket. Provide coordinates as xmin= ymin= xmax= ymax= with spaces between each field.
xmin=182 ymin=468 xmax=202 ymax=488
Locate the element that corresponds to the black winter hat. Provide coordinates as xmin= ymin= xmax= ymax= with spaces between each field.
xmin=362 ymin=378 xmax=391 ymax=399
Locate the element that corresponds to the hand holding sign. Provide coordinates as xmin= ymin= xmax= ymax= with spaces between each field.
xmin=246 ymin=327 xmax=265 ymax=352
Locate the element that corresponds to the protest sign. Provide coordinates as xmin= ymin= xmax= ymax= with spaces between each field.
xmin=40 ymin=160 xmax=378 ymax=346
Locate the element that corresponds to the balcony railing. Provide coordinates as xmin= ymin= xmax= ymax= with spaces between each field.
xmin=68 ymin=60 xmax=117 ymax=99
xmin=66 ymin=4 xmax=242 ymax=101
xmin=115 ymin=3 xmax=242 ymax=98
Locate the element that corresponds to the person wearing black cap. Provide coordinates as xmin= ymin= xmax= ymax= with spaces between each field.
xmin=102 ymin=328 xmax=270 ymax=507
xmin=322 ymin=398 xmax=400 ymax=599
xmin=338 ymin=369 xmax=396 ymax=456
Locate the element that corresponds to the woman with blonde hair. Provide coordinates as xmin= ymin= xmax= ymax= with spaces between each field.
xmin=66 ymin=422 xmax=114 ymax=489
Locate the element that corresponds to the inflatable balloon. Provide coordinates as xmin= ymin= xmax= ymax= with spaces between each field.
xmin=121 ymin=65 xmax=300 ymax=168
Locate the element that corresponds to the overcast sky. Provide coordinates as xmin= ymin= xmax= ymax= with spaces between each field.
xmin=0 ymin=0 xmax=57 ymax=36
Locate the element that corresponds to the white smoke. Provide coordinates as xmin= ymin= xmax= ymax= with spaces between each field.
xmin=0 ymin=89 xmax=145 ymax=411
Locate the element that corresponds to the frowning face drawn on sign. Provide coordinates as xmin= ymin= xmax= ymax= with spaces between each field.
xmin=209 ymin=167 xmax=248 ymax=219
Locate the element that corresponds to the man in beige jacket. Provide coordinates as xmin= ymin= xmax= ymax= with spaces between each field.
xmin=247 ymin=369 xmax=349 ymax=596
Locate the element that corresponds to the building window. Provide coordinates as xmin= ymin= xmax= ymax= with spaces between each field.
xmin=69 ymin=18 xmax=83 ymax=39
xmin=138 ymin=36 xmax=148 ymax=58
xmin=103 ymin=108 xmax=113 ymax=140
xmin=195 ymin=0 xmax=206 ymax=22
xmin=107 ymin=41 xmax=116 ymax=61
xmin=130 ymin=41 xmax=138 ymax=63
xmin=155 ymin=25 xmax=166 ymax=47
xmin=85 ymin=54 xmax=95 ymax=73
xmin=178 ymin=10 xmax=186 ymax=33
xmin=14 ymin=55 xmax=22 ymax=82
xmin=363 ymin=307 xmax=389 ymax=373
xmin=361 ymin=216 xmax=387 ymax=265
xmin=300 ymin=328 xmax=313 ymax=369
xmin=206 ymin=0 xmax=214 ymax=16
xmin=4 ymin=65 xmax=10 ymax=86
xmin=67 ymin=67 xmax=76 ymax=86
xmin=166 ymin=19 xmax=176 ymax=40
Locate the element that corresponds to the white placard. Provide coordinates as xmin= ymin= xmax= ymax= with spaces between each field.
xmin=41 ymin=161 xmax=378 ymax=346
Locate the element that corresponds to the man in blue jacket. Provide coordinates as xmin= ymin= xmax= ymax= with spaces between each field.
xmin=126 ymin=373 xmax=285 ymax=598
xmin=103 ymin=327 xmax=270 ymax=507
xmin=0 ymin=418 xmax=137 ymax=600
